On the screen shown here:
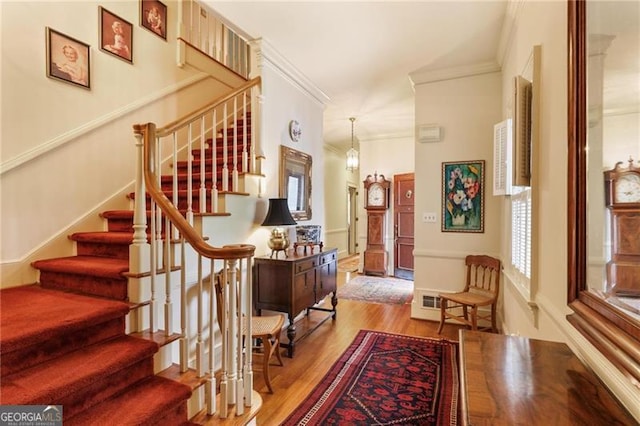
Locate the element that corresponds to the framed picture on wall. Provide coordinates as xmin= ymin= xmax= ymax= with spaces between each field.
xmin=99 ymin=7 xmax=133 ymax=63
xmin=46 ymin=27 xmax=90 ymax=89
xmin=140 ymin=0 xmax=167 ymax=40
xmin=442 ymin=160 xmax=485 ymax=233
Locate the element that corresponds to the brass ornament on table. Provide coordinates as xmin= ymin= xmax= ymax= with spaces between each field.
xmin=261 ymin=198 xmax=297 ymax=258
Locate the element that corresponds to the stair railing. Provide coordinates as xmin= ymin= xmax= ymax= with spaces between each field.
xmin=178 ymin=0 xmax=250 ymax=78
xmin=131 ymin=76 xmax=262 ymax=417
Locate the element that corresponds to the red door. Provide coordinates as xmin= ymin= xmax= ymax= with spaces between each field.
xmin=394 ymin=173 xmax=414 ymax=280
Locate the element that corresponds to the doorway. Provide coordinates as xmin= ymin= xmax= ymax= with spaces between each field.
xmin=394 ymin=173 xmax=414 ymax=280
xmin=347 ymin=184 xmax=358 ymax=255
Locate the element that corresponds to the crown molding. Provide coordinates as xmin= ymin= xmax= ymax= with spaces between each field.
xmin=323 ymin=143 xmax=345 ymax=155
xmin=250 ymin=38 xmax=330 ymax=108
xmin=496 ymin=0 xmax=525 ymax=68
xmin=409 ymin=61 xmax=501 ymax=87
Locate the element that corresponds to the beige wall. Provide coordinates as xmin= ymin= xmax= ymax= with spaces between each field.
xmin=497 ymin=0 xmax=569 ymax=342
xmin=323 ymin=146 xmax=358 ymax=258
xmin=410 ymin=71 xmax=502 ymax=321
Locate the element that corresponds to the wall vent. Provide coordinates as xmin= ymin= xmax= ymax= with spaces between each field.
xmin=422 ymin=295 xmax=441 ymax=309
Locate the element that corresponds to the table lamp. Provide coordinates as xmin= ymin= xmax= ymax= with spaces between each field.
xmin=261 ymin=198 xmax=297 ymax=258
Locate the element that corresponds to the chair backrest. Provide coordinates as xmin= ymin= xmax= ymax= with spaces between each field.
xmin=464 ymin=255 xmax=501 ymax=300
xmin=213 ymin=271 xmax=224 ymax=329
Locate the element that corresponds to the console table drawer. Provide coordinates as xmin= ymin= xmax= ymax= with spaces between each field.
xmin=295 ymin=259 xmax=316 ymax=273
xmin=319 ymin=252 xmax=336 ymax=266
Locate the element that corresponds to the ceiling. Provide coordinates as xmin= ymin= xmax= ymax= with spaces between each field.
xmin=209 ymin=1 xmax=509 ymax=151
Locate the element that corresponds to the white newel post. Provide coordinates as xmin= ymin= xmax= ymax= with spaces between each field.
xmin=244 ymin=257 xmax=254 ymax=406
xmin=131 ymin=129 xmax=151 ymax=274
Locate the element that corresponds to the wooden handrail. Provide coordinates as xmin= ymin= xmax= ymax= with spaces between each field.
xmin=133 ymin=121 xmax=255 ymax=260
xmin=155 ymin=76 xmax=261 ymax=138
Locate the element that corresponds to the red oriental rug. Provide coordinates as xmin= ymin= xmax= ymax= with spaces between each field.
xmin=281 ymin=330 xmax=459 ymax=426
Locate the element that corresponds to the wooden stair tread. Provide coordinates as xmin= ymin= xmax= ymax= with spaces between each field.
xmin=158 ymin=363 xmax=208 ymax=390
xmin=130 ymin=330 xmax=182 ymax=347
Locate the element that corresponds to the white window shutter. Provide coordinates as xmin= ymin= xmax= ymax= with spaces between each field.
xmin=493 ymin=119 xmax=513 ymax=196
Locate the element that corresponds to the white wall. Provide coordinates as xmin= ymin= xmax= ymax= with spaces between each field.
xmin=410 ymin=71 xmax=502 ymax=321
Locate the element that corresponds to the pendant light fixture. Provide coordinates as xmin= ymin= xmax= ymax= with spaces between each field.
xmin=346 ymin=117 xmax=359 ymax=171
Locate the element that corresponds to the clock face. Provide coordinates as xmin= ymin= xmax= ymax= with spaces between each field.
xmin=615 ymin=173 xmax=640 ymax=203
xmin=368 ymin=183 xmax=385 ymax=207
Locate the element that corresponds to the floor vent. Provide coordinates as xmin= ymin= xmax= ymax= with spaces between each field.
xmin=422 ymin=295 xmax=441 ymax=309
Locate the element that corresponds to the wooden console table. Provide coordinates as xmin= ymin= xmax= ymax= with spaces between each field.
xmin=459 ymin=330 xmax=635 ymax=425
xmin=253 ymin=247 xmax=337 ymax=358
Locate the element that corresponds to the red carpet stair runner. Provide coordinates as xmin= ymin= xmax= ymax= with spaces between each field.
xmin=0 ymin=285 xmax=192 ymax=425
xmin=0 ymin=121 xmax=251 ymax=424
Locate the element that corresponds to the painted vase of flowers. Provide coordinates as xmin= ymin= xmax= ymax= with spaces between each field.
xmin=443 ymin=161 xmax=484 ymax=232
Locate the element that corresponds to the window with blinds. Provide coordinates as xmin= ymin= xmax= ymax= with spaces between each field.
xmin=511 ymin=187 xmax=531 ymax=281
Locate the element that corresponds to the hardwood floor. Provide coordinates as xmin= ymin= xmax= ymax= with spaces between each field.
xmin=202 ymin=262 xmax=462 ymax=425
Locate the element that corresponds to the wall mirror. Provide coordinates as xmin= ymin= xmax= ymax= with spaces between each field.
xmin=280 ymin=145 xmax=312 ymax=221
xmin=567 ymin=0 xmax=640 ymax=383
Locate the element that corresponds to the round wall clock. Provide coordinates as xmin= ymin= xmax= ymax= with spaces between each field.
xmin=289 ymin=120 xmax=302 ymax=142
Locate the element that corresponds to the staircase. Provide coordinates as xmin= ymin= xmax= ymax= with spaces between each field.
xmin=0 ymin=91 xmax=261 ymax=424
xmin=0 ymin=285 xmax=193 ymax=425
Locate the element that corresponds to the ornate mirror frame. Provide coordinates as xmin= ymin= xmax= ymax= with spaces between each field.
xmin=567 ymin=0 xmax=640 ymax=382
xmin=280 ymin=145 xmax=312 ymax=221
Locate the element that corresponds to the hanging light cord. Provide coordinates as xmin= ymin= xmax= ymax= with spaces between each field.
xmin=350 ymin=117 xmax=355 ymax=148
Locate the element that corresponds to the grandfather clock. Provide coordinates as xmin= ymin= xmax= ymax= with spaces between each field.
xmin=363 ymin=173 xmax=391 ymax=276
xmin=604 ymin=158 xmax=640 ymax=296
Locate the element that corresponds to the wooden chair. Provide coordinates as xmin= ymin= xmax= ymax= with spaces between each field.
xmin=437 ymin=255 xmax=501 ymax=334
xmin=214 ymin=271 xmax=285 ymax=393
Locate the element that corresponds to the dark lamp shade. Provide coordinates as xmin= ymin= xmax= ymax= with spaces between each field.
xmin=261 ymin=198 xmax=296 ymax=226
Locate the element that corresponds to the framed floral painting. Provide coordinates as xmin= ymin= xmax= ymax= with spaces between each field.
xmin=442 ymin=160 xmax=485 ymax=233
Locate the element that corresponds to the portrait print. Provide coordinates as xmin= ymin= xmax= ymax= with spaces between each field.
xmin=100 ymin=7 xmax=133 ymax=63
xmin=140 ymin=0 xmax=167 ymax=40
xmin=46 ymin=27 xmax=90 ymax=89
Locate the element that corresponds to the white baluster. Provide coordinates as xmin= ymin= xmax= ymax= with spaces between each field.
xmin=244 ymin=257 xmax=254 ymax=406
xmin=196 ymin=254 xmax=205 ymax=376
xmin=206 ymin=259 xmax=216 ymax=414
xmin=222 ymin=103 xmax=229 ymax=192
xmin=179 ymin=238 xmax=188 ymax=372
xmin=211 ymin=108 xmax=219 ymax=213
xmin=199 ymin=116 xmax=207 ymax=213
xmin=232 ymin=97 xmax=239 ymax=192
